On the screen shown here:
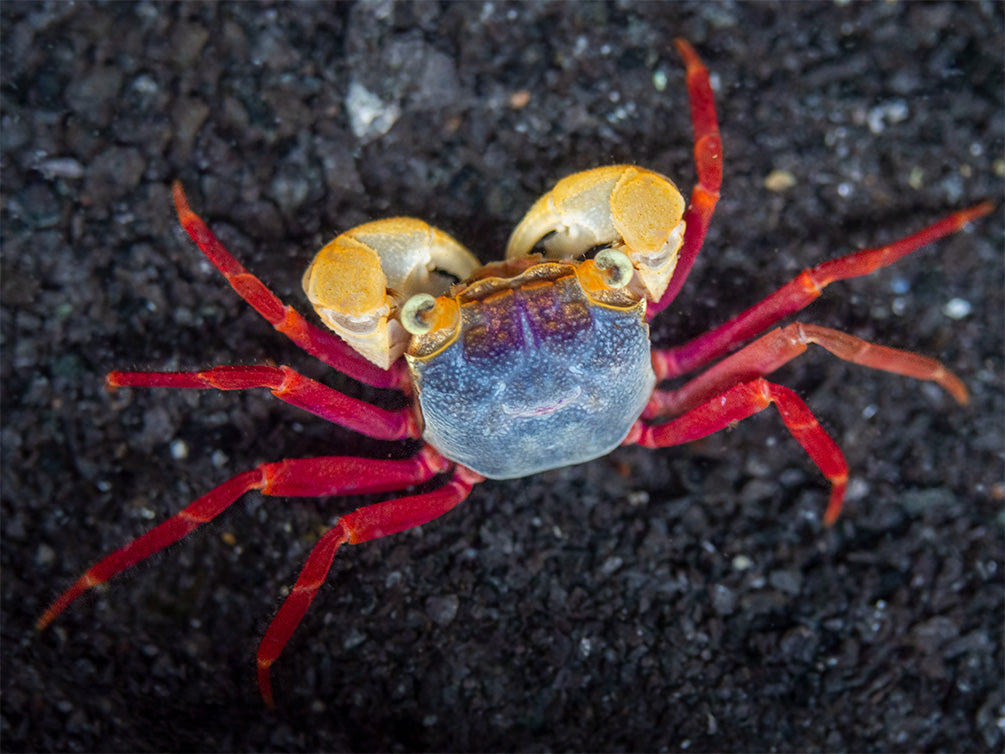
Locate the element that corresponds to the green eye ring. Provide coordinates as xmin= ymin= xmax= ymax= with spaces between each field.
xmin=594 ymin=249 xmax=634 ymax=289
xmin=401 ymin=293 xmax=438 ymax=335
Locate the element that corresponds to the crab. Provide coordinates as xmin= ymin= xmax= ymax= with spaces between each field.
xmin=38 ymin=40 xmax=990 ymax=707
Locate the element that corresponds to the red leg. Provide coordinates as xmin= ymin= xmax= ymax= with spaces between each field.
xmin=625 ymin=378 xmax=848 ymax=526
xmin=36 ymin=448 xmax=450 ymax=631
xmin=646 ymin=322 xmax=969 ymax=419
xmin=648 ymin=38 xmax=723 ymax=318
xmin=171 ymin=182 xmax=408 ymax=391
xmin=255 ymin=465 xmax=483 ymax=707
xmin=654 ymin=201 xmax=993 ymax=378
xmin=107 ymin=364 xmax=420 ymax=441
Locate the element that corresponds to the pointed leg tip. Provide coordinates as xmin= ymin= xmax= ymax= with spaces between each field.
xmin=672 ymin=37 xmax=693 ymax=53
xmin=948 ymin=378 xmax=970 ymax=407
xmin=257 ymin=662 xmax=276 ymax=708
xmin=958 ymin=200 xmax=994 ymax=227
xmin=37 ymin=580 xmax=89 ymax=630
xmin=673 ymin=38 xmax=701 ymax=68
xmin=822 ymin=500 xmax=843 ymax=528
xmin=972 ymin=199 xmax=994 ymax=217
xmin=822 ymin=481 xmax=847 ymax=528
xmin=171 ymin=180 xmax=194 ymax=222
xmin=36 ymin=610 xmax=55 ymax=632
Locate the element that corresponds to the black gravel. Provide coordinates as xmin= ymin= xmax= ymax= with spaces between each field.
xmin=3 ymin=2 xmax=1003 ymax=752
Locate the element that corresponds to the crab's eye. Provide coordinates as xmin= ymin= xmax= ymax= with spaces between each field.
xmin=401 ymin=293 xmax=438 ymax=335
xmin=594 ymin=249 xmax=635 ymax=289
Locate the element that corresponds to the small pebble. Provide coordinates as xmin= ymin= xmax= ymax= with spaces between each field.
xmin=943 ymin=298 xmax=972 ymax=319
xmin=425 ymin=594 xmax=459 ymax=626
xmin=764 ymin=169 xmax=797 ymax=192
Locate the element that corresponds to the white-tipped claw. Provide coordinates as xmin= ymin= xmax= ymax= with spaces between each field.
xmin=303 ymin=218 xmax=478 ymax=368
xmin=505 ymin=165 xmax=687 ymax=302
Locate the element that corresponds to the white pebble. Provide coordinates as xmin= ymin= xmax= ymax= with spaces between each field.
xmin=943 ymin=298 xmax=972 ymax=319
xmin=170 ymin=439 xmax=189 ymax=460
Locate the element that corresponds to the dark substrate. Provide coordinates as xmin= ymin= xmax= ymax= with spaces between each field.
xmin=2 ymin=2 xmax=1003 ymax=752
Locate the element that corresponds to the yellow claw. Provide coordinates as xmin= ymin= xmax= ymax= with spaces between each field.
xmin=303 ymin=218 xmax=479 ymax=368
xmin=505 ymin=165 xmax=687 ymax=302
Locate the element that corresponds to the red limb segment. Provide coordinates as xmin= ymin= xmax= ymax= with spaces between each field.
xmin=654 ymin=201 xmax=993 ymax=379
xmin=646 ymin=322 xmax=969 ymax=420
xmin=171 ymin=182 xmax=408 ymax=391
xmin=256 ymin=465 xmax=483 ymax=707
xmin=626 ymin=378 xmax=848 ymax=526
xmin=648 ymin=38 xmax=723 ymax=318
xmin=107 ymin=365 xmax=420 ymax=441
xmin=36 ymin=450 xmax=449 ymax=632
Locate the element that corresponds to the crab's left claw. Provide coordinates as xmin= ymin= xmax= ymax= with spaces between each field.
xmin=302 ymin=218 xmax=479 ymax=369
xmin=505 ymin=165 xmax=687 ymax=302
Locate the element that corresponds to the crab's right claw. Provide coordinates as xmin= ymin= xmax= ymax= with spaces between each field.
xmin=505 ymin=165 xmax=687 ymax=302
xmin=303 ymin=218 xmax=479 ymax=369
